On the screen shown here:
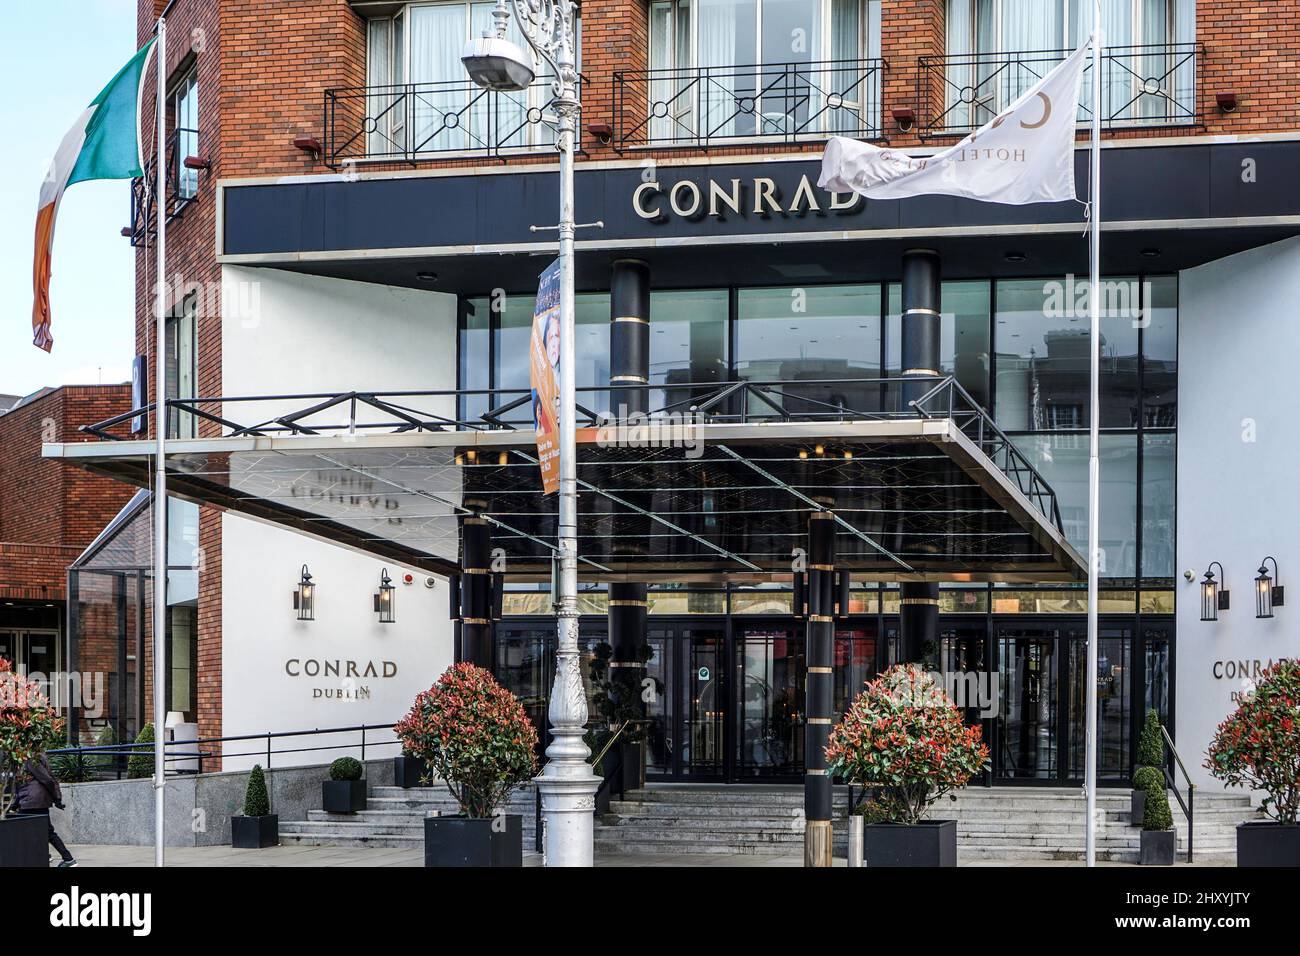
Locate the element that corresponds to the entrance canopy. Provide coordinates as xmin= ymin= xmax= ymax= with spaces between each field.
xmin=44 ymin=378 xmax=1085 ymax=584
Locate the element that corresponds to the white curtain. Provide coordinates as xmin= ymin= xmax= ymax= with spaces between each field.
xmin=698 ymin=0 xmax=751 ymax=137
xmin=650 ymin=1 xmax=680 ymax=141
xmin=826 ymin=0 xmax=861 ymax=133
xmin=1001 ymin=0 xmax=1063 ymax=106
xmin=410 ymin=4 xmax=468 ymax=151
xmin=366 ymin=18 xmax=394 ymax=155
xmin=945 ymin=0 xmax=974 ymax=129
xmin=1172 ymin=0 xmax=1195 ymax=121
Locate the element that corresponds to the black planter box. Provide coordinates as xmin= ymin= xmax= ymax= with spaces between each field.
xmin=394 ymin=756 xmax=427 ymax=789
xmin=322 ymin=779 xmax=368 ymax=814
xmin=1130 ymin=789 xmax=1146 ymax=827
xmin=619 ymin=741 xmax=645 ymax=794
xmin=1139 ymin=829 xmax=1176 ymax=865
xmin=1237 ymin=822 xmax=1300 ymax=867
xmin=0 ymin=814 xmax=49 ymax=868
xmin=231 ymin=814 xmax=279 ymax=849
xmin=864 ymin=820 xmax=957 ymax=867
xmin=425 ymin=814 xmax=523 ymax=867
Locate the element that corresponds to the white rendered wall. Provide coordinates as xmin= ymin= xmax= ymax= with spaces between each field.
xmin=1177 ymin=237 xmax=1300 ymax=790
xmin=219 ymin=267 xmax=458 ymax=768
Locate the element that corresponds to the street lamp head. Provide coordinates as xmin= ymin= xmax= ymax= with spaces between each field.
xmin=462 ymin=34 xmax=534 ymax=92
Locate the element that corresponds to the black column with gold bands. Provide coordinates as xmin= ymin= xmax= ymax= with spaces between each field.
xmin=804 ymin=511 xmax=836 ymax=867
xmin=609 ymin=260 xmax=650 ymax=780
xmin=898 ymin=248 xmax=943 ymax=663
xmin=458 ymin=511 xmax=493 ymax=669
xmin=900 ymin=248 xmax=942 ymax=412
xmin=610 ymin=259 xmax=650 ymax=418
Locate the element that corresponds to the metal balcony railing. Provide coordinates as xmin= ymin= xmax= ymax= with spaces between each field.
xmin=612 ymin=58 xmax=886 ymax=150
xmin=128 ymin=127 xmax=200 ymax=248
xmin=919 ymin=43 xmax=1201 ymax=137
xmin=323 ymin=77 xmax=580 ymax=167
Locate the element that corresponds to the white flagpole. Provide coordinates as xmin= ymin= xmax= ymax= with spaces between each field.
xmin=1084 ymin=0 xmax=1103 ymax=869
xmin=152 ymin=13 xmax=169 ymax=869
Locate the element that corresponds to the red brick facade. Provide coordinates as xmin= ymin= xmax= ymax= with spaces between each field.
xmin=0 ymin=386 xmax=134 ymax=605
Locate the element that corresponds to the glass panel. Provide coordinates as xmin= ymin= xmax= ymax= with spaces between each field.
xmin=643 ymin=630 xmax=674 ymax=774
xmin=888 ymin=280 xmax=991 ymax=409
xmin=737 ymin=284 xmax=883 ymax=417
xmin=1142 ymin=275 xmax=1177 ymax=427
xmin=683 ymin=627 xmax=725 ymax=775
xmin=1141 ymin=433 xmax=1175 ymax=582
xmin=493 ymin=290 xmax=610 ymax=416
xmin=834 ymin=627 xmax=877 ymax=716
xmin=1142 ymin=625 xmax=1172 ymax=728
xmin=168 ymin=604 xmax=196 ymax=717
xmin=173 ymin=72 xmax=199 ymax=198
xmin=1013 ymin=433 xmax=1138 ymax=579
xmin=1068 ymin=626 xmax=1131 ymax=781
xmin=994 ymin=277 xmax=1142 ymax=431
xmin=649 ymin=289 xmax=729 ymax=414
xmin=460 ymin=298 xmax=491 ymax=424
xmin=758 ymin=0 xmax=817 ymax=134
xmin=990 ymin=588 xmax=1137 ymax=613
xmin=736 ymin=627 xmax=804 ymax=775
xmin=937 ymin=624 xmax=991 ymax=726
xmin=494 ymin=628 xmax=553 ymax=757
xmin=997 ymin=627 xmax=1059 ymax=779
xmin=731 ymin=589 xmax=794 ymax=614
xmin=645 ymin=591 xmax=727 ymax=614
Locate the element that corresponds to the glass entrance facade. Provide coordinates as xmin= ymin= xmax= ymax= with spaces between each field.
xmin=493 ymin=594 xmax=1173 ymax=784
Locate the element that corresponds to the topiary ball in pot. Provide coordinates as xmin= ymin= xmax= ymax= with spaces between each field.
xmin=329 ymin=756 xmax=363 ymax=781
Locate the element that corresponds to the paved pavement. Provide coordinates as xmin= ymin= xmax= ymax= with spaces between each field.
xmin=63 ymin=843 xmax=1221 ymax=867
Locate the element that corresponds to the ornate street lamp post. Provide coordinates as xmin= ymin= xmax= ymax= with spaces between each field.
xmin=462 ymin=0 xmax=598 ymax=867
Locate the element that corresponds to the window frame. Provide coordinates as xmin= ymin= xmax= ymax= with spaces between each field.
xmin=168 ymin=66 xmax=199 ymax=200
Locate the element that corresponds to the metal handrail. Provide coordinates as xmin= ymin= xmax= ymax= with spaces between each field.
xmin=48 ymin=721 xmax=398 ymax=780
xmin=1160 ymin=723 xmax=1195 ymax=863
xmin=128 ymin=126 xmax=201 ymax=246
xmin=74 ymin=375 xmax=1065 ymax=534
xmin=612 ymin=57 xmax=886 ymax=150
xmin=919 ymin=42 xmax=1202 ymax=138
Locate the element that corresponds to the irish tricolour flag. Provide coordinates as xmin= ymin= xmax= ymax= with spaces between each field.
xmin=32 ymin=40 xmax=157 ymax=352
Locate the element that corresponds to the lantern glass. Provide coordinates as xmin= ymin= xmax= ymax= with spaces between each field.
xmin=1200 ymin=575 xmax=1217 ymax=622
xmin=375 ymin=569 xmax=396 ymax=623
xmin=294 ymin=565 xmax=315 ymax=621
xmin=1256 ymin=569 xmax=1273 ymax=618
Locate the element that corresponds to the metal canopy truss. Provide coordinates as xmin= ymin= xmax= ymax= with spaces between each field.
xmin=47 ymin=379 xmax=1085 ymax=584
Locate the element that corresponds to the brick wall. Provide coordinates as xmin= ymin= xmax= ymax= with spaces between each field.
xmin=0 ymin=386 xmax=134 ymax=603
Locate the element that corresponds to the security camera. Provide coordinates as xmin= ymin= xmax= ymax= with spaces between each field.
xmin=1183 ymin=569 xmax=1196 ymax=582
xmin=424 ymin=576 xmax=437 ymax=589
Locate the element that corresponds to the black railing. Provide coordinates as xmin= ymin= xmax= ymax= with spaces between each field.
xmin=613 ymin=58 xmax=886 ymax=150
xmin=324 ymin=77 xmax=579 ymax=167
xmin=1160 ymin=723 xmax=1195 ymax=863
xmin=919 ymin=43 xmax=1201 ymax=137
xmin=48 ymin=722 xmax=397 ymax=782
xmin=78 ymin=375 xmax=1066 ymax=537
xmin=129 ymin=127 xmax=200 ymax=247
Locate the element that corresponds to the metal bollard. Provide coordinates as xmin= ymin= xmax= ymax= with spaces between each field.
xmin=847 ymin=814 xmax=864 ymax=867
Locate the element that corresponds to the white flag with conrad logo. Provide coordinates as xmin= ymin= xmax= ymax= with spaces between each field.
xmin=820 ymin=43 xmax=1089 ymax=205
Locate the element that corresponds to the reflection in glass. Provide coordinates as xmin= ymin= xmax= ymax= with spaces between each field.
xmin=459 ymin=299 xmax=490 ymax=423
xmin=994 ymin=277 xmax=1141 ymax=431
xmin=643 ymin=633 xmax=674 ymax=775
xmin=887 ymin=280 xmax=991 ymax=409
xmin=998 ymin=628 xmax=1058 ymax=779
xmin=736 ymin=627 xmax=804 ymax=776
xmin=737 ymin=284 xmax=883 ymax=417
xmin=684 ymin=629 xmax=725 ymax=775
xmin=649 ymin=290 xmax=729 ymax=414
xmin=833 ymin=628 xmax=877 ymax=716
xmin=1143 ymin=276 xmax=1178 ymax=426
xmin=1014 ymin=433 xmax=1138 ymax=580
xmin=1141 ymin=433 xmax=1175 ymax=582
xmin=1068 ymin=628 xmax=1131 ymax=781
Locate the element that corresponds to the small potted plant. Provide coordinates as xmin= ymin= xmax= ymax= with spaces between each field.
xmin=1206 ymin=659 xmax=1300 ymax=867
xmin=1130 ymin=709 xmax=1165 ymax=826
xmin=826 ymin=663 xmax=989 ymax=867
xmin=393 ymin=748 xmax=427 ymax=789
xmin=126 ymin=723 xmax=154 ymax=779
xmin=1 ymin=659 xmax=62 ymax=867
xmin=395 ymin=663 xmax=538 ymax=867
xmin=231 ymin=764 xmax=278 ymax=848
xmin=322 ymin=756 xmax=368 ymax=814
xmin=1138 ymin=774 xmax=1175 ymax=864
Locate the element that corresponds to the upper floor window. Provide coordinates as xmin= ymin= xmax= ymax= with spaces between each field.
xmin=943 ymin=0 xmax=1195 ymax=130
xmin=166 ymin=294 xmax=198 ymax=439
xmin=643 ymin=0 xmax=882 ymax=143
xmin=362 ymin=2 xmax=577 ymax=158
xmin=170 ymin=67 xmax=199 ymax=199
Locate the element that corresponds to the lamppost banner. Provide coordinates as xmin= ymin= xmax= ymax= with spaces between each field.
xmin=531 ymin=259 xmax=562 ymax=495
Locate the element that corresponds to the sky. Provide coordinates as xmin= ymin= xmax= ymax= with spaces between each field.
xmin=0 ymin=1 xmax=139 ymax=398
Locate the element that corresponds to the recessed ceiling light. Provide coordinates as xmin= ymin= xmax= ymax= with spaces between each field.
xmin=1140 ymin=248 xmax=1161 ymax=258
xmin=416 ymin=271 xmax=438 ymax=282
xmin=1005 ymin=251 xmax=1027 ymax=262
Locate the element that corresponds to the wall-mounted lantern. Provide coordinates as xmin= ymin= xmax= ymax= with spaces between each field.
xmin=1200 ymin=561 xmax=1229 ymax=622
xmin=293 ymin=564 xmax=315 ymax=621
xmin=1255 ymin=556 xmax=1284 ymax=619
xmin=374 ymin=568 xmax=396 ymax=624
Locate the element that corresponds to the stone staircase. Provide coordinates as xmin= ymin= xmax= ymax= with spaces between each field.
xmin=594 ymin=785 xmax=1257 ymax=863
xmin=278 ymin=783 xmax=539 ymax=851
